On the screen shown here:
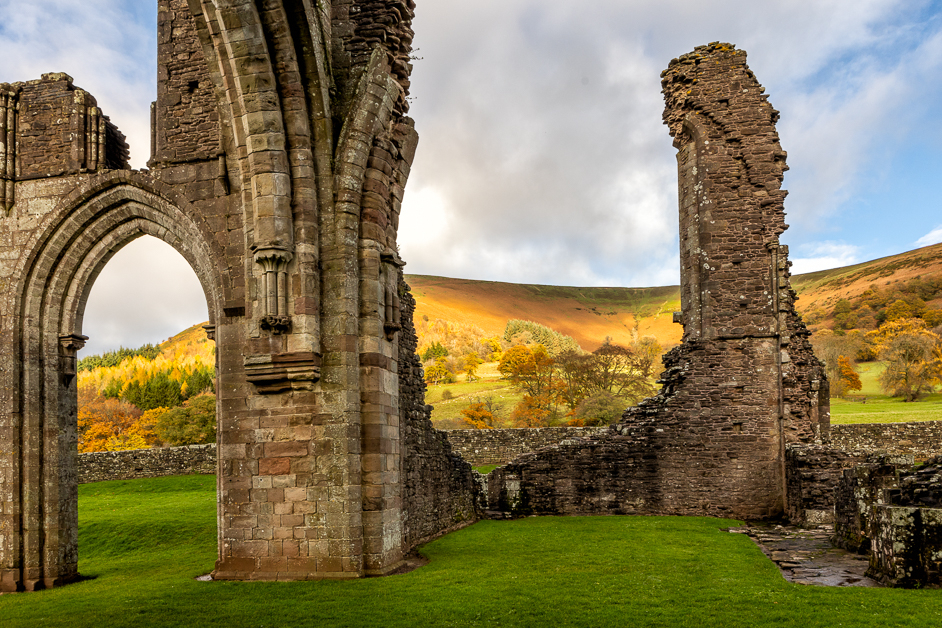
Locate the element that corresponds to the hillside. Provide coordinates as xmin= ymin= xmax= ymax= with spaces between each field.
xmin=406 ymin=241 xmax=942 ymax=350
xmin=406 ymin=275 xmax=682 ymax=352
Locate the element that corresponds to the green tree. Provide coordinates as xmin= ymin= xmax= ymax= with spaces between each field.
xmin=573 ymin=391 xmax=627 ymax=426
xmin=421 ymin=341 xmax=449 ymax=362
xmin=154 ymin=394 xmax=217 ymax=446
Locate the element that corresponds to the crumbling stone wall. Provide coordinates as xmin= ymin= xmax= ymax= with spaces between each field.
xmin=785 ymin=445 xmax=870 ymax=525
xmin=79 ymin=444 xmax=216 ymax=484
xmin=446 ymin=427 xmax=607 ymax=466
xmin=483 ymin=43 xmax=828 ymax=522
xmin=6 ymin=73 xmax=129 ymax=182
xmin=833 ymin=456 xmax=942 ymax=587
xmin=398 ymin=280 xmax=480 ymax=547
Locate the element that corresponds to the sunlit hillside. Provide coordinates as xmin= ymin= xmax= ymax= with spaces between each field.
xmin=78 ymin=323 xmax=215 ymax=398
xmin=406 ymin=275 xmax=683 ymax=352
xmin=405 ymin=241 xmax=942 ymax=351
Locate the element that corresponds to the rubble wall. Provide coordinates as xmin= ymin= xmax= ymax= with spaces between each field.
xmin=398 ymin=280 xmax=480 ymax=549
xmin=79 ymin=445 xmax=216 ymax=484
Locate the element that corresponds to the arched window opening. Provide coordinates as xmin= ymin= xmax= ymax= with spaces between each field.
xmin=77 ymin=235 xmax=216 ymax=454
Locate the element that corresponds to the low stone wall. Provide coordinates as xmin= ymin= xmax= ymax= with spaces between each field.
xmin=445 ymin=427 xmax=607 ymax=466
xmin=830 ymin=422 xmax=942 ymax=459
xmin=79 ymin=444 xmax=216 ymax=484
xmin=833 ymin=456 xmax=942 ymax=587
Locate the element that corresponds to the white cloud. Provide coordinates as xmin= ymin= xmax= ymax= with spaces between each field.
xmin=81 ymin=237 xmax=208 ymax=354
xmin=790 ymin=242 xmax=862 ymax=275
xmin=916 ymin=226 xmax=942 ymax=248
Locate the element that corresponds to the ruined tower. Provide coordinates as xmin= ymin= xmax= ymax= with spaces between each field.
xmin=484 ymin=43 xmax=829 ymax=520
xmin=0 ymin=0 xmax=476 ymax=592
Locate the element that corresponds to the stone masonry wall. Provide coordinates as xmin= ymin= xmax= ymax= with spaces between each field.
xmin=11 ymin=73 xmax=129 ymax=179
xmin=399 ymin=279 xmax=480 ymax=548
xmin=830 ymin=422 xmax=942 ymax=459
xmin=79 ymin=445 xmax=216 ymax=484
xmin=152 ymin=0 xmax=220 ymax=164
xmin=446 ymin=427 xmax=607 ymax=466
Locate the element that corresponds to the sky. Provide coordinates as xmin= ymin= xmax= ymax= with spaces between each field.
xmin=1 ymin=0 xmax=941 ymax=354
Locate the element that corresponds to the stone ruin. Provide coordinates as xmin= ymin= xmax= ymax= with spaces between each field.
xmin=833 ymin=456 xmax=942 ymax=587
xmin=0 ymin=0 xmax=840 ymax=592
xmin=484 ymin=43 xmax=829 ymax=521
xmin=1 ymin=0 xmax=476 ymax=591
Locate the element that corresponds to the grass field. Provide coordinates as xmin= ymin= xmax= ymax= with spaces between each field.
xmin=830 ymin=361 xmax=942 ymax=424
xmin=1 ymin=476 xmax=940 ymax=627
xmin=434 ymin=360 xmax=942 ymax=428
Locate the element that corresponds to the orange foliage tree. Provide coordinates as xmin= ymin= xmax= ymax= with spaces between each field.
xmin=835 ymin=355 xmax=862 ymax=398
xmin=77 ymin=394 xmax=156 ymax=453
xmin=460 ymin=402 xmax=497 ymax=429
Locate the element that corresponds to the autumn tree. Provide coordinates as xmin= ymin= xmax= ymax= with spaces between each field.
xmin=867 ymin=318 xmax=942 ymax=401
xmin=78 ymin=396 xmax=154 ymax=453
xmin=424 ymin=357 xmax=456 ymax=384
xmin=464 ymin=352 xmax=483 ymax=382
xmin=154 ymin=394 xmax=217 ymax=446
xmin=460 ymin=401 xmax=497 ymax=429
xmin=834 ymin=355 xmax=862 ymax=398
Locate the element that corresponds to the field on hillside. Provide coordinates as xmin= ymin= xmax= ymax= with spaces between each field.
xmin=406 ymin=241 xmax=942 ymax=352
xmin=407 ymin=274 xmax=683 ymax=352
xmin=2 ymin=476 xmax=940 ymax=628
xmin=830 ymin=361 xmax=942 ymax=424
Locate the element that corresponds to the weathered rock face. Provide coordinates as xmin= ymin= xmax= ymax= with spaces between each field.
xmin=0 ymin=0 xmax=479 ymax=592
xmin=484 ymin=43 xmax=829 ymax=521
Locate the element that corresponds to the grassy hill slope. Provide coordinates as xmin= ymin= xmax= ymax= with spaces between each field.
xmin=406 ymin=242 xmax=942 ymax=350
xmin=406 ymin=275 xmax=682 ymax=351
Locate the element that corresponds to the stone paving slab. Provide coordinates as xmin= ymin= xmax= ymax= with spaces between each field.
xmin=728 ymin=524 xmax=882 ymax=587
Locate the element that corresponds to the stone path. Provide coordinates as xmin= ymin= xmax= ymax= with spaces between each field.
xmin=728 ymin=524 xmax=882 ymax=587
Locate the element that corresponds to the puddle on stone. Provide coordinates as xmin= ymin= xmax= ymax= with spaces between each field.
xmin=727 ymin=524 xmax=882 ymax=587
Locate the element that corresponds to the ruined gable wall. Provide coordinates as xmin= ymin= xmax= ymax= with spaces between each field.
xmin=482 ymin=43 xmax=827 ymax=522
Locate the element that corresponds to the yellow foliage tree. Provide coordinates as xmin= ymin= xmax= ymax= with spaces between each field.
xmin=867 ymin=318 xmax=942 ymax=401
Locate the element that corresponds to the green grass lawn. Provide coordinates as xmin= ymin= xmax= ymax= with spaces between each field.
xmin=2 ymin=476 xmax=940 ymax=627
xmin=830 ymin=361 xmax=942 ymax=424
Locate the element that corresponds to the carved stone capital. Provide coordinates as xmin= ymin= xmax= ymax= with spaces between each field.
xmin=259 ymin=315 xmax=291 ymax=334
xmin=58 ymin=334 xmax=89 ymax=383
xmin=253 ymin=247 xmax=293 ymax=270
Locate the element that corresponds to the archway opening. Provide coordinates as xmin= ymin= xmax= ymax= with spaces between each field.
xmin=75 ymin=234 xmax=218 ymax=575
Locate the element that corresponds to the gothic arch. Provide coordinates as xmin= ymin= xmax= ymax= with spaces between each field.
xmin=6 ymin=172 xmax=226 ymax=591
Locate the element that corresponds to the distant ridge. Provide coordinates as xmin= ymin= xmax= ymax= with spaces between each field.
xmin=406 ymin=241 xmax=942 ymax=350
